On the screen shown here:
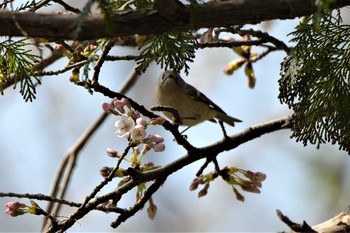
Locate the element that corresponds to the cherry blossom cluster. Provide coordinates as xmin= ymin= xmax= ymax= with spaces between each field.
xmin=102 ymin=98 xmax=166 ymax=153
xmin=101 ymin=97 xmax=166 ymax=175
xmin=101 ymin=98 xmax=166 ymax=220
xmin=190 ymin=166 xmax=266 ymax=202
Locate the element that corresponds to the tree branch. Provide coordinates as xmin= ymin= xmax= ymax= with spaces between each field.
xmin=138 ymin=116 xmax=294 ymax=182
xmin=46 ymin=115 xmax=292 ymax=232
xmin=0 ymin=0 xmax=349 ymax=40
xmin=0 ymin=192 xmax=125 ymax=213
xmin=110 ymin=178 xmax=165 ymax=228
xmin=277 ymin=209 xmax=350 ymax=233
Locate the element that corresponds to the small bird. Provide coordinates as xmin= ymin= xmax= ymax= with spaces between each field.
xmin=156 ymin=70 xmax=242 ymax=127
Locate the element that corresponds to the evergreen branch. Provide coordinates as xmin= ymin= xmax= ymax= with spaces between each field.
xmin=279 ymin=12 xmax=350 ymax=153
xmin=136 ymin=32 xmax=196 ymax=74
xmin=0 ymin=39 xmax=40 ymax=101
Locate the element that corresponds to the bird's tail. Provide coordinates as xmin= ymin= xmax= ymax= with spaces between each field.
xmin=216 ymin=112 xmax=242 ymax=126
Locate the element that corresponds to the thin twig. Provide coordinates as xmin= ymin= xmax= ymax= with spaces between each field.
xmin=111 ymin=178 xmax=166 ymax=228
xmin=0 ymin=192 xmax=125 ymax=213
xmin=81 ymin=144 xmax=132 ymax=208
xmin=196 ymin=158 xmax=211 ymax=176
xmin=236 ymin=28 xmax=291 ymax=53
xmin=92 ymin=39 xmax=116 ymax=84
xmin=29 ymin=0 xmax=51 ymax=12
xmin=42 ymin=112 xmax=110 ymax=231
xmin=276 ymin=209 xmax=317 ymax=232
xmin=250 ymin=47 xmax=277 ymax=63
xmin=35 ymin=60 xmax=86 ymax=76
xmin=52 ymin=0 xmax=81 ymax=14
xmin=35 ymin=55 xmax=139 ymax=77
xmin=197 ymin=39 xmax=269 ymax=49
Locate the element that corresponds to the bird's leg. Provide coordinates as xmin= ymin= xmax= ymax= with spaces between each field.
xmin=180 ymin=126 xmax=191 ymax=134
xmin=219 ymin=121 xmax=229 ymax=139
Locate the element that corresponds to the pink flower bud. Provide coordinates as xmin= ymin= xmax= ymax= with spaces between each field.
xmin=143 ymin=135 xmax=156 ymax=144
xmin=189 ymin=177 xmax=201 ymax=191
xmin=113 ymin=99 xmax=125 ymax=113
xmin=245 ymin=171 xmax=266 ymax=182
xmin=149 ymin=117 xmax=166 ymax=125
xmin=100 ymin=166 xmax=113 ymax=177
xmin=147 ymin=203 xmax=157 ymax=220
xmin=5 ymin=202 xmax=27 ymax=217
xmin=153 ymin=142 xmax=165 ymax=152
xmin=53 ymin=43 xmax=71 ymax=57
xmin=232 ymin=187 xmax=245 ymax=202
xmin=106 ymin=148 xmax=119 ymax=158
xmin=153 ymin=134 xmax=164 ymax=143
xmin=129 ymin=109 xmax=140 ymax=119
xmin=6 ymin=208 xmax=23 ymax=217
xmin=5 ymin=202 xmax=25 ymax=209
xmin=240 ymin=180 xmax=260 ymax=193
xmin=102 ymin=102 xmax=113 ymax=113
xmin=121 ymin=98 xmax=131 ymax=109
xmin=198 ymin=188 xmax=208 ymax=198
xmin=53 ymin=43 xmax=64 ymax=53
xmin=254 ymin=172 xmax=266 ymax=182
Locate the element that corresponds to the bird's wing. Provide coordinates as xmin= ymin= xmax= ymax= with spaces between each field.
xmin=186 ymin=83 xmax=227 ymax=114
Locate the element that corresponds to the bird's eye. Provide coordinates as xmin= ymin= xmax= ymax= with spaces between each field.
xmin=161 ymin=71 xmax=176 ymax=81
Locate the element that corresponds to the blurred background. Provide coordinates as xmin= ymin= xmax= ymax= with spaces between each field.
xmin=0 ymin=1 xmax=350 ymax=232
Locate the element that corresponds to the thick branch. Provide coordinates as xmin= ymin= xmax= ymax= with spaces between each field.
xmin=277 ymin=209 xmax=350 ymax=233
xmin=0 ymin=0 xmax=349 ymax=40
